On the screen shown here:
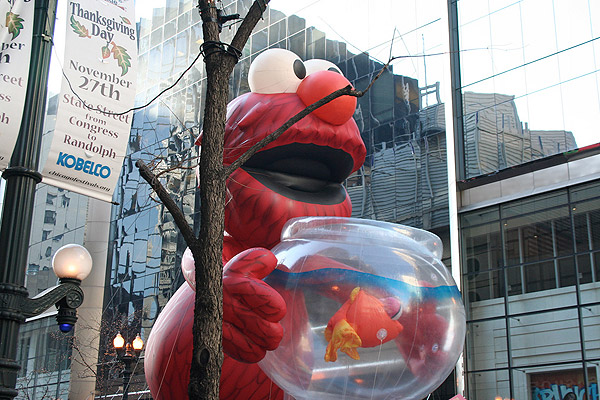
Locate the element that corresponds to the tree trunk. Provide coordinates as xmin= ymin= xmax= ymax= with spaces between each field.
xmin=138 ymin=1 xmax=373 ymax=397
xmin=187 ymin=3 xmax=238 ymax=398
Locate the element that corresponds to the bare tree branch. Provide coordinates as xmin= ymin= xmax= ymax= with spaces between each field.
xmin=361 ymin=61 xmax=391 ymax=94
xmin=230 ymin=0 xmax=269 ymax=53
xmin=69 ymin=336 xmax=99 ymax=379
xmin=222 ymin=60 xmax=390 ymax=178
xmin=152 ymin=155 xmax=199 ymax=179
xmin=223 ymin=85 xmax=353 ymax=176
xmin=136 ymin=160 xmax=198 ymax=247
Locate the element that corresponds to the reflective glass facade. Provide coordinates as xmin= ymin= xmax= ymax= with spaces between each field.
xmin=453 ymin=0 xmax=600 ymax=179
xmin=106 ymin=0 xmax=456 ymax=397
xmin=110 ymin=0 xmax=455 ymax=336
xmin=15 ymin=318 xmax=73 ymax=400
xmin=452 ymin=2 xmax=600 ymax=399
xmin=461 ymin=180 xmax=600 ymax=400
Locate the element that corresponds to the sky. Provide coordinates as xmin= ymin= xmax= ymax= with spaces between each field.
xmin=49 ymin=0 xmax=599 ymax=149
xmin=269 ymin=0 xmax=599 ymax=148
xmin=135 ymin=0 xmax=164 ymax=20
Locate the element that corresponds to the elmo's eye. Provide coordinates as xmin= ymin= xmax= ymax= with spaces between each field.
xmin=248 ymin=48 xmax=306 ymax=94
xmin=304 ymin=59 xmax=343 ymax=76
xmin=294 ymin=59 xmax=307 ymax=79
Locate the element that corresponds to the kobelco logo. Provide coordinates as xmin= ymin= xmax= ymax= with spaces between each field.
xmin=56 ymin=152 xmax=111 ymax=179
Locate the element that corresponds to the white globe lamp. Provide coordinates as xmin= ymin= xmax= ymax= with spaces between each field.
xmin=52 ymin=244 xmax=92 ymax=281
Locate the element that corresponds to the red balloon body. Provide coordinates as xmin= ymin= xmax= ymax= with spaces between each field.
xmin=395 ymin=301 xmax=450 ymax=379
xmin=145 ymin=52 xmax=367 ymax=400
xmin=225 ymin=168 xmax=353 ymax=249
xmin=143 ymin=279 xmax=287 ymax=400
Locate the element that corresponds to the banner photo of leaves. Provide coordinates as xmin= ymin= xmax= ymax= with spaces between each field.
xmin=69 ymin=15 xmax=132 ymax=76
xmin=5 ymin=9 xmax=24 ymax=40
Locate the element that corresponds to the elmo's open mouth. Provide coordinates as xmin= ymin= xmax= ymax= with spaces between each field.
xmin=222 ymin=92 xmax=366 ymax=205
xmin=242 ymin=143 xmax=354 ymax=205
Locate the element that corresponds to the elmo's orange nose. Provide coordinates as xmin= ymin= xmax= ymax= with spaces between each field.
xmin=297 ymin=70 xmax=356 ymax=126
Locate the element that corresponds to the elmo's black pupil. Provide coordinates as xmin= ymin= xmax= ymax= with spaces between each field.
xmin=294 ymin=59 xmax=306 ymax=79
xmin=328 ymin=67 xmax=340 ymax=74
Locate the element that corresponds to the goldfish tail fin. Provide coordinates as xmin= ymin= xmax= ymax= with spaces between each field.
xmin=324 ymin=319 xmax=362 ymax=362
xmin=341 ymin=347 xmax=360 ymax=360
xmin=324 ymin=341 xmax=338 ymax=362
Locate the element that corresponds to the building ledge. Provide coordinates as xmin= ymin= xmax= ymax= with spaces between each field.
xmin=459 ymin=143 xmax=600 ymax=212
xmin=458 ymin=143 xmax=600 ymax=191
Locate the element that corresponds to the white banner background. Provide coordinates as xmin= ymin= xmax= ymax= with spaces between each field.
xmin=0 ymin=0 xmax=34 ymax=170
xmin=42 ymin=0 xmax=136 ymax=202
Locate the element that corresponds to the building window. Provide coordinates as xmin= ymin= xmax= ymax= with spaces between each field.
xmin=454 ymin=0 xmax=596 ymax=181
xmin=17 ymin=337 xmax=31 ymax=377
xmin=43 ymin=210 xmax=56 ymax=224
xmin=461 ymin=180 xmax=600 ymax=400
xmin=463 ymin=185 xmax=600 ymax=301
xmin=46 ymin=193 xmax=56 ymax=205
xmin=523 ymin=261 xmax=556 ymax=293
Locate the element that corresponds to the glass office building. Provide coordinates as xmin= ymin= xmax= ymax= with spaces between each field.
xmin=461 ymin=179 xmax=600 ymax=400
xmin=98 ymin=0 xmax=600 ymax=399
xmin=104 ymin=0 xmax=456 ymax=397
xmin=449 ymin=1 xmax=600 ymax=399
xmin=451 ymin=0 xmax=598 ymax=177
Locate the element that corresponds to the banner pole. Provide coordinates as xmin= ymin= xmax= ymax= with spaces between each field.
xmin=0 ymin=0 xmax=58 ymax=397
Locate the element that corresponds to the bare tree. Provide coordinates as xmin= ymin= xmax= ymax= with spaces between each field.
xmin=16 ymin=328 xmax=74 ymax=400
xmin=135 ymin=0 xmax=390 ymax=398
xmin=16 ymin=369 xmax=56 ymax=400
xmin=72 ymin=312 xmax=135 ymax=398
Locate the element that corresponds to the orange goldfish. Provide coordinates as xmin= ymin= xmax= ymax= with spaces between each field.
xmin=324 ymin=287 xmax=403 ymax=362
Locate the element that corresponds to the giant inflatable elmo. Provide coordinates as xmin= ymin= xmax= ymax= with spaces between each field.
xmin=144 ymin=48 xmax=367 ymax=399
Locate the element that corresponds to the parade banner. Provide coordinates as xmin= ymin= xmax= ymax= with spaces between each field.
xmin=42 ymin=0 xmax=136 ymax=202
xmin=0 ymin=0 xmax=34 ymax=170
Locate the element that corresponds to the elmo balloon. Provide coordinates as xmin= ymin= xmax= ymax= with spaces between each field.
xmin=144 ymin=48 xmax=366 ymax=399
xmin=144 ymin=49 xmax=465 ymax=400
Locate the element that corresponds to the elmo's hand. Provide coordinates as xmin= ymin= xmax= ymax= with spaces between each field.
xmin=223 ymin=248 xmax=286 ymax=363
xmin=396 ymin=301 xmax=449 ymax=378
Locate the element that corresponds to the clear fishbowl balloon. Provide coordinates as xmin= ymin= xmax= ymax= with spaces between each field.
xmin=259 ymin=217 xmax=466 ymax=400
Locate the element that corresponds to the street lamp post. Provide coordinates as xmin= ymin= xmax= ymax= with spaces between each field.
xmin=0 ymin=243 xmax=92 ymax=398
xmin=0 ymin=0 xmax=62 ymax=398
xmin=113 ymin=333 xmax=144 ymax=400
